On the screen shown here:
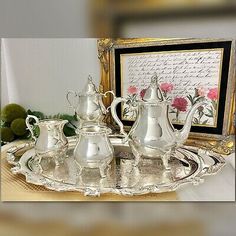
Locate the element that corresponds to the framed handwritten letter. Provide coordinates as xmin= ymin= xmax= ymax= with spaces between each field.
xmin=98 ymin=38 xmax=235 ymax=153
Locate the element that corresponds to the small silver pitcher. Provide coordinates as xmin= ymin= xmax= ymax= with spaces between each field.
xmin=74 ymin=125 xmax=114 ymax=178
xmin=26 ymin=115 xmax=68 ymax=166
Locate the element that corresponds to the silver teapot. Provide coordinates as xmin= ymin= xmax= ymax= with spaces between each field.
xmin=26 ymin=115 xmax=68 ymax=166
xmin=66 ymin=75 xmax=114 ymax=127
xmin=111 ymin=74 xmax=207 ymax=169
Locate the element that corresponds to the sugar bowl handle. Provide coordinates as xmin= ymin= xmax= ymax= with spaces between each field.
xmin=110 ymin=97 xmax=128 ymax=140
xmin=66 ymin=90 xmax=79 ymax=113
xmin=25 ymin=115 xmax=39 ymax=141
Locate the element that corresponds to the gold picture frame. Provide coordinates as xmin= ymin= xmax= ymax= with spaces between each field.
xmin=98 ymin=38 xmax=235 ymax=155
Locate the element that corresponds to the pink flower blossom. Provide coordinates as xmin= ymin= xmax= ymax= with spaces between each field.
xmin=197 ymin=87 xmax=206 ymax=97
xmin=127 ymin=86 xmax=138 ymax=95
xmin=172 ymin=97 xmax=188 ymax=112
xmin=140 ymin=88 xmax=147 ymax=99
xmin=160 ymin=83 xmax=174 ymax=93
xmin=207 ymin=88 xmax=218 ymax=100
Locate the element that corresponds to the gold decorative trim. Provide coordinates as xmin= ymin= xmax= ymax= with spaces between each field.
xmin=97 ymin=38 xmax=114 ymax=72
xmin=97 ymin=39 xmax=115 ymax=123
xmin=186 ymin=135 xmax=235 ymax=155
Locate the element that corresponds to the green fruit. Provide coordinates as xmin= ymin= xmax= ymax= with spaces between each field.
xmin=11 ymin=118 xmax=27 ymax=136
xmin=1 ymin=104 xmax=27 ymax=123
xmin=1 ymin=127 xmax=14 ymax=142
xmin=63 ymin=125 xmax=76 ymax=137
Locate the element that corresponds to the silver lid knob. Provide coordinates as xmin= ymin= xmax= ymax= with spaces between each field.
xmin=80 ymin=75 xmax=98 ymax=95
xmin=143 ymin=73 xmax=164 ymax=102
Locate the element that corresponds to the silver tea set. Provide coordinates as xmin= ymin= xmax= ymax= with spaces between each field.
xmin=26 ymin=74 xmax=206 ymax=178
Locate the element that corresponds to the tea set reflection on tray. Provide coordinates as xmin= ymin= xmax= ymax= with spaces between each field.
xmin=7 ymin=74 xmax=225 ymax=197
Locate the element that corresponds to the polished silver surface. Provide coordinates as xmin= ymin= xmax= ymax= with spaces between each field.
xmin=66 ymin=75 xmax=114 ymax=127
xmin=25 ymin=115 xmax=68 ymax=166
xmin=111 ymin=73 xmax=207 ymax=168
xmin=74 ymin=125 xmax=114 ymax=177
xmin=7 ymin=137 xmax=225 ymax=197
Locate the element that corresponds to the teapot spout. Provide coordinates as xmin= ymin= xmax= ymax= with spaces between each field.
xmin=177 ymin=100 xmax=207 ymax=144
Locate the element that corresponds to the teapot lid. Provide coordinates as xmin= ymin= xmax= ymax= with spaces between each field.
xmin=80 ymin=75 xmax=98 ymax=95
xmin=143 ymin=73 xmax=164 ymax=102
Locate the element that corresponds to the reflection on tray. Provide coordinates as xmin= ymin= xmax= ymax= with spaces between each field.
xmin=7 ymin=138 xmax=225 ymax=196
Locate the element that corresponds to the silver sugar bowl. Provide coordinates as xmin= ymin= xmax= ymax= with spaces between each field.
xmin=74 ymin=125 xmax=114 ymax=178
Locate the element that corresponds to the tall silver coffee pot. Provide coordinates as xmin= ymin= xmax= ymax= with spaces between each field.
xmin=111 ymin=74 xmax=207 ymax=169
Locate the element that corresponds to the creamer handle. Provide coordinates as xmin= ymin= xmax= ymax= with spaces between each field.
xmin=25 ymin=115 xmax=39 ymax=141
xmin=110 ymin=97 xmax=128 ymax=139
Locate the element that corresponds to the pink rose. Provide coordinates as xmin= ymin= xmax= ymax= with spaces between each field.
xmin=140 ymin=88 xmax=147 ymax=99
xmin=127 ymin=86 xmax=138 ymax=95
xmin=207 ymin=88 xmax=218 ymax=100
xmin=172 ymin=97 xmax=188 ymax=112
xmin=197 ymin=87 xmax=206 ymax=97
xmin=160 ymin=83 xmax=174 ymax=93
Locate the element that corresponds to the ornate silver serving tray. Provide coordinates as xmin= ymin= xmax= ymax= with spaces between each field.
xmin=6 ymin=137 xmax=225 ymax=197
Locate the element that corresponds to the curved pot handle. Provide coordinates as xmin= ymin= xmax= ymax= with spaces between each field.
xmin=110 ymin=96 xmax=128 ymax=140
xmin=66 ymin=90 xmax=79 ymax=113
xmin=25 ymin=115 xmax=39 ymax=141
xmin=101 ymin=90 xmax=116 ymax=112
